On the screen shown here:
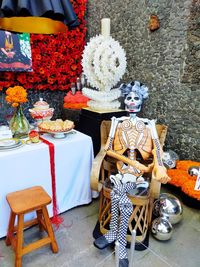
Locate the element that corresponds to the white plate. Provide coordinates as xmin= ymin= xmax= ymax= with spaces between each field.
xmin=0 ymin=139 xmax=23 ymax=151
xmin=0 ymin=139 xmax=16 ymax=147
xmin=0 ymin=138 xmax=21 ymax=148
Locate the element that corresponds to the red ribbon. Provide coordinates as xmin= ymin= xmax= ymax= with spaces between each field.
xmin=40 ymin=136 xmax=63 ymax=227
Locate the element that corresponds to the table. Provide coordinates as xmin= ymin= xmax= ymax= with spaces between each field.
xmin=0 ymin=131 xmax=93 ymax=238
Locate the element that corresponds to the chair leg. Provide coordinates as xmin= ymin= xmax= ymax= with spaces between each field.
xmin=36 ymin=209 xmax=44 ymax=231
xmin=15 ymin=214 xmax=24 ymax=267
xmin=5 ymin=212 xmax=16 ymax=246
xmin=42 ymin=206 xmax=58 ymax=253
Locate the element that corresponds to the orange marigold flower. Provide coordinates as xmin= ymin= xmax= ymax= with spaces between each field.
xmin=168 ymin=161 xmax=200 ymax=201
xmin=12 ymin=102 xmax=19 ymax=108
xmin=5 ymin=86 xmax=28 ymax=105
xmin=176 ymin=160 xmax=200 ymax=171
xmin=181 ymin=180 xmax=200 ymax=201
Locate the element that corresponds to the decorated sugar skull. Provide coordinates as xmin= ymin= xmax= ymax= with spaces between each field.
xmin=120 ymin=81 xmax=149 ymax=113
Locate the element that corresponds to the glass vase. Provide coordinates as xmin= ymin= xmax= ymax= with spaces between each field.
xmin=9 ymin=105 xmax=30 ymax=138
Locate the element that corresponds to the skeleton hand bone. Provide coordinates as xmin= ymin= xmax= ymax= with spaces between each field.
xmin=153 ymin=165 xmax=171 ymax=184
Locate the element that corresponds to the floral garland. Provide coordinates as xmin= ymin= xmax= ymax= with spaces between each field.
xmin=0 ymin=0 xmax=87 ymax=91
xmin=82 ymin=35 xmax=126 ymax=91
xmin=82 ymin=87 xmax=121 ymax=102
xmin=82 ymin=34 xmax=126 ymax=110
xmin=167 ymin=160 xmax=200 ymax=200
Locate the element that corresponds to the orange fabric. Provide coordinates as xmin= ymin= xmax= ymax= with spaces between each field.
xmin=0 ymin=17 xmax=67 ymax=34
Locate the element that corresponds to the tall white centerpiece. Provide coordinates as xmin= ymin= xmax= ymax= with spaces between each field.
xmin=82 ymin=18 xmax=127 ymax=110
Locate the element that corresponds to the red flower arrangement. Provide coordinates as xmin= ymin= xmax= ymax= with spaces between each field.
xmin=0 ymin=0 xmax=87 ymax=91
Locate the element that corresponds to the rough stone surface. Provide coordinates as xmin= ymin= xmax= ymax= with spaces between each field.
xmin=86 ymin=0 xmax=200 ymax=160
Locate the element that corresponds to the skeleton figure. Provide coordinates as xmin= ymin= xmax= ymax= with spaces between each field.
xmin=94 ymin=81 xmax=170 ymax=267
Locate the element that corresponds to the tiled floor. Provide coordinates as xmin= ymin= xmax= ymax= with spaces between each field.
xmin=0 ymin=186 xmax=199 ymax=267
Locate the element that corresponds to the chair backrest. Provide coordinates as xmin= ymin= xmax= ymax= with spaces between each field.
xmin=100 ymin=120 xmax=168 ymax=149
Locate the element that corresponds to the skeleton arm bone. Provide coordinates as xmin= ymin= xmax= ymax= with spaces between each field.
xmin=149 ymin=120 xmax=170 ymax=184
xmin=106 ymin=149 xmax=153 ymax=173
xmin=104 ymin=116 xmax=129 ymax=150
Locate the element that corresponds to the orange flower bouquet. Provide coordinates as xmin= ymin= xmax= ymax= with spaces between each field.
xmin=5 ymin=86 xmax=28 ymax=107
xmin=5 ymin=86 xmax=30 ymax=138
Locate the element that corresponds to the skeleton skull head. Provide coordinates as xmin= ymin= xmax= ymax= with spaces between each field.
xmin=124 ymin=91 xmax=143 ymax=113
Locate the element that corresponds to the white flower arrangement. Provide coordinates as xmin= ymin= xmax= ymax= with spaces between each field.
xmin=81 ymin=33 xmax=127 ymax=110
xmin=88 ymin=100 xmax=121 ymax=110
xmin=82 ymin=87 xmax=121 ymax=102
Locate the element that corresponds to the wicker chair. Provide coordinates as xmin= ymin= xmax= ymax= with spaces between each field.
xmin=91 ymin=120 xmax=168 ymax=249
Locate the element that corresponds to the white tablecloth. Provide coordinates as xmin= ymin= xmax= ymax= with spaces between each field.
xmin=0 ymin=131 xmax=93 ymax=238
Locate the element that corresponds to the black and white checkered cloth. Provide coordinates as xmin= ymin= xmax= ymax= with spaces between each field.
xmin=104 ymin=182 xmax=136 ymax=259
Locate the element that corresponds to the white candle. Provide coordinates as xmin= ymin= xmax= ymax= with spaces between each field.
xmin=101 ymin=18 xmax=110 ymax=37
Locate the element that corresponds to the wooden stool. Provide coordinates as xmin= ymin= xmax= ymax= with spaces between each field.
xmin=5 ymin=186 xmax=58 ymax=267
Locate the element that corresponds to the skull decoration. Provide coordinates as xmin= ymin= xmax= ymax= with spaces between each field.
xmin=124 ymin=91 xmax=143 ymax=113
xmin=120 ymin=81 xmax=149 ymax=114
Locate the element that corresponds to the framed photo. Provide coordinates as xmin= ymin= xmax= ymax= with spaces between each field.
xmin=0 ymin=30 xmax=32 ymax=72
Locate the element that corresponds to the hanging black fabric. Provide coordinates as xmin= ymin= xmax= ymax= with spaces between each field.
xmin=0 ymin=0 xmax=79 ymax=34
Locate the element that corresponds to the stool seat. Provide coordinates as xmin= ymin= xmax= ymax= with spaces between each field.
xmin=5 ymin=186 xmax=58 ymax=267
xmin=6 ymin=186 xmax=51 ymax=214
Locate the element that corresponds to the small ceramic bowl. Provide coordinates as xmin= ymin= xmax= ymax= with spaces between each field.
xmin=29 ymin=98 xmax=54 ymax=121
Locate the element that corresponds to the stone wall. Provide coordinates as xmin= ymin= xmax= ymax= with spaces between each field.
xmin=86 ymin=0 xmax=200 ymax=160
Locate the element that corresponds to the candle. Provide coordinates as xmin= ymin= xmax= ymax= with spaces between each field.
xmin=81 ymin=73 xmax=85 ymax=86
xmin=76 ymin=77 xmax=81 ymax=90
xmin=101 ymin=18 xmax=110 ymax=37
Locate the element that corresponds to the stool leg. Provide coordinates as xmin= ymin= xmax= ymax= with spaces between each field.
xmin=42 ymin=206 xmax=58 ymax=253
xmin=15 ymin=214 xmax=24 ymax=267
xmin=36 ymin=209 xmax=44 ymax=231
xmin=5 ymin=212 xmax=16 ymax=246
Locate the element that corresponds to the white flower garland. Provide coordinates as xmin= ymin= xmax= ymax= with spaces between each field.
xmin=88 ymin=100 xmax=121 ymax=110
xmin=82 ymin=87 xmax=121 ymax=102
xmin=82 ymin=35 xmax=126 ymax=91
xmin=81 ymin=34 xmax=126 ymax=110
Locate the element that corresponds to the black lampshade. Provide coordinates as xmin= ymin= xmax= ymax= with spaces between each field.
xmin=0 ymin=0 xmax=79 ymax=34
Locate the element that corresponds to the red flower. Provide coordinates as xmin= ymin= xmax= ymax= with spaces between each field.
xmin=39 ymin=68 xmax=45 ymax=75
xmin=71 ymin=64 xmax=77 ymax=71
xmin=0 ymin=0 xmax=87 ymax=91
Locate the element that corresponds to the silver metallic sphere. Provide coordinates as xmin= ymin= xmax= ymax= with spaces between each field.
xmin=151 ymin=216 xmax=173 ymax=241
xmin=188 ymin=166 xmax=200 ymax=176
xmin=153 ymin=199 xmax=161 ymax=217
xmin=159 ymin=193 xmax=183 ymax=225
